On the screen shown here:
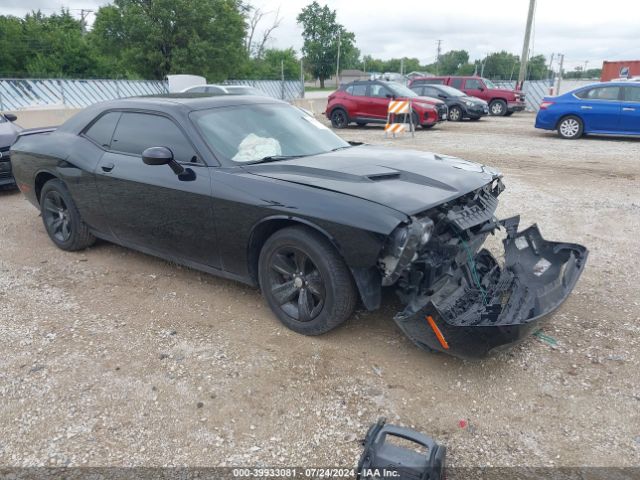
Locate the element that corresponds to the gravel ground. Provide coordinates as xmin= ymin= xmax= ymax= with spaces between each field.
xmin=1 ymin=113 xmax=639 ymax=470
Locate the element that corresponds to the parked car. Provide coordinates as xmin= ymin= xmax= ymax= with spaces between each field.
xmin=409 ymin=76 xmax=526 ymax=116
xmin=411 ymin=84 xmax=489 ymax=121
xmin=536 ymin=82 xmax=640 ymax=139
xmin=10 ymin=95 xmax=587 ymax=358
xmin=326 ymin=80 xmax=448 ymax=129
xmin=0 ymin=112 xmax=21 ymax=190
xmin=181 ymin=84 xmax=262 ymax=96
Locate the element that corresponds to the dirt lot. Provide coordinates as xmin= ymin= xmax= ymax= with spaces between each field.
xmin=1 ymin=113 xmax=639 ymax=470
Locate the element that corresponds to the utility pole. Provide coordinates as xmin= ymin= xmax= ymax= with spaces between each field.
xmin=300 ymin=58 xmax=305 ymax=99
xmin=400 ymin=58 xmax=404 ymax=76
xmin=79 ymin=9 xmax=93 ymax=34
xmin=583 ymin=60 xmax=589 ymax=78
xmin=517 ymin=0 xmax=536 ymax=90
xmin=436 ymin=39 xmax=442 ymax=74
xmin=335 ymin=30 xmax=341 ymax=88
xmin=556 ymin=54 xmax=564 ymax=95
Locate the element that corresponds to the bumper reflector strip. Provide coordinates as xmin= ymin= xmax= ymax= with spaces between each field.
xmin=426 ymin=315 xmax=449 ymax=350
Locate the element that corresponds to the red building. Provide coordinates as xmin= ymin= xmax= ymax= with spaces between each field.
xmin=600 ymin=60 xmax=640 ymax=81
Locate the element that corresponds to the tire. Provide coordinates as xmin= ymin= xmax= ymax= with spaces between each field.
xmin=258 ymin=226 xmax=357 ymax=336
xmin=421 ymin=123 xmax=435 ymax=129
xmin=557 ymin=115 xmax=584 ymax=139
xmin=40 ymin=179 xmax=96 ymax=251
xmin=448 ymin=105 xmax=463 ymax=122
xmin=330 ymin=108 xmax=349 ymax=129
xmin=489 ymin=99 xmax=507 ymax=116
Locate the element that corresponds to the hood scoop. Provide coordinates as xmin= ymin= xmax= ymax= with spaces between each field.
xmin=367 ymin=172 xmax=401 ymax=181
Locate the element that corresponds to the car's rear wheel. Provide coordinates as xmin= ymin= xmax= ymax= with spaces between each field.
xmin=448 ymin=106 xmax=463 ymax=121
xmin=258 ymin=226 xmax=357 ymax=336
xmin=557 ymin=115 xmax=583 ymax=139
xmin=489 ymin=99 xmax=507 ymax=116
xmin=330 ymin=109 xmax=349 ymax=129
xmin=40 ymin=179 xmax=96 ymax=251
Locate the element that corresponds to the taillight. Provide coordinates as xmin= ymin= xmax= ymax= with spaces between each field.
xmin=539 ymin=101 xmax=554 ymax=110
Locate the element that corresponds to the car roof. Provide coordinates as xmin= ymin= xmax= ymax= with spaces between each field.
xmin=56 ymin=94 xmax=285 ymax=133
xmin=97 ymin=93 xmax=283 ymax=111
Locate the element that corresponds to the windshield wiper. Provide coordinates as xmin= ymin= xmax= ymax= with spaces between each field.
xmin=248 ymin=154 xmax=306 ymax=165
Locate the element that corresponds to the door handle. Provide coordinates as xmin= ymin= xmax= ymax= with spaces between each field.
xmin=622 ymin=107 xmax=636 ymax=111
xmin=580 ymin=106 xmax=592 ymax=110
xmin=101 ymin=162 xmax=115 ymax=173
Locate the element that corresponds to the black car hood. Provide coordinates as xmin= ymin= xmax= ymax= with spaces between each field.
xmin=244 ymin=145 xmax=500 ymax=216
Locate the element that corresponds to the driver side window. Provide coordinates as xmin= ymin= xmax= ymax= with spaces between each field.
xmin=369 ymin=84 xmax=390 ymax=98
xmin=111 ymin=113 xmax=199 ymax=163
xmin=465 ymin=79 xmax=483 ymax=90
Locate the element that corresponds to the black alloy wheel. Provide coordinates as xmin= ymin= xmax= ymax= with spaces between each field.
xmin=40 ymin=179 xmax=96 ymax=251
xmin=267 ymin=246 xmax=325 ymax=322
xmin=258 ymin=226 xmax=357 ymax=335
xmin=43 ymin=190 xmax=72 ymax=243
xmin=330 ymin=109 xmax=349 ymax=128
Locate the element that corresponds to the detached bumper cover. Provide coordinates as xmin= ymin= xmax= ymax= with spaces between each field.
xmin=394 ymin=216 xmax=588 ymax=359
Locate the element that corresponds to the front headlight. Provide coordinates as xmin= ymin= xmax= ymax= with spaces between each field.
xmin=465 ymin=101 xmax=475 ymax=107
xmin=379 ymin=216 xmax=434 ymax=285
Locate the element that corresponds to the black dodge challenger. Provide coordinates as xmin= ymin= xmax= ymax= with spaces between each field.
xmin=10 ymin=95 xmax=588 ymax=358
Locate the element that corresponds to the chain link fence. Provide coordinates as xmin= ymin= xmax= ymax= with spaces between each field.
xmin=0 ymin=78 xmax=168 ymax=111
xmin=491 ymin=79 xmax=553 ymax=111
xmin=0 ymin=78 xmax=306 ymax=111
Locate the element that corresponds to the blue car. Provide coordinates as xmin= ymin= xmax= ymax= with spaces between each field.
xmin=535 ymin=81 xmax=640 ymax=139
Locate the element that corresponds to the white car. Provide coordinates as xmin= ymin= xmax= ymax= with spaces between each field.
xmin=181 ymin=84 xmax=262 ymax=95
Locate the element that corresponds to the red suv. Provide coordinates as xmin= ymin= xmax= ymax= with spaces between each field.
xmin=409 ymin=76 xmax=526 ymax=116
xmin=326 ymin=80 xmax=447 ymax=129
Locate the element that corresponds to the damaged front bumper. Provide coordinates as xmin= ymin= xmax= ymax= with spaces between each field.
xmin=393 ymin=216 xmax=588 ymax=359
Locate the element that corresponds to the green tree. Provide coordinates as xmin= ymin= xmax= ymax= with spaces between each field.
xmin=91 ymin=0 xmax=247 ymax=80
xmin=0 ymin=10 xmax=103 ymax=78
xmin=526 ymin=54 xmax=549 ymax=80
xmin=436 ymin=50 xmax=470 ymax=75
xmin=297 ymin=1 xmax=356 ymax=88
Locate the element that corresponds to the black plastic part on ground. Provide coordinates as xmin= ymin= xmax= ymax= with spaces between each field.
xmin=357 ymin=418 xmax=446 ymax=480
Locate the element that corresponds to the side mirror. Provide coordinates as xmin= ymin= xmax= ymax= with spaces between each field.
xmin=4 ymin=113 xmax=17 ymax=122
xmin=142 ymin=146 xmax=185 ymax=176
xmin=385 ymin=93 xmax=395 ymax=99
xmin=478 ymin=86 xmax=485 ymax=91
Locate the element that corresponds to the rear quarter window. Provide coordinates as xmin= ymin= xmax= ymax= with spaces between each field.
xmin=623 ymin=86 xmax=640 ymax=102
xmin=84 ymin=111 xmax=122 ymax=148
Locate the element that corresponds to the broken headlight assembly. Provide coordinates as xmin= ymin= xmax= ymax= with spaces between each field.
xmin=379 ymin=216 xmax=434 ymax=286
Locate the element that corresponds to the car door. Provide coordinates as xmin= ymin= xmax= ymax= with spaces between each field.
xmin=462 ymin=78 xmax=488 ymax=101
xmin=95 ymin=111 xmax=221 ymax=268
xmin=620 ymin=85 xmax=640 ymax=134
xmin=367 ymin=83 xmax=393 ymax=120
xmin=574 ymin=86 xmax=622 ymax=132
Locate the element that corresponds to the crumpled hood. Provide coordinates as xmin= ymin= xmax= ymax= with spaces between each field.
xmin=244 ymin=145 xmax=500 ymax=215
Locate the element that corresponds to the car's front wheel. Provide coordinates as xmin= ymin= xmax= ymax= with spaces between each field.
xmin=258 ymin=226 xmax=357 ymax=336
xmin=489 ymin=99 xmax=507 ymax=116
xmin=557 ymin=115 xmax=583 ymax=139
xmin=448 ymin=106 xmax=463 ymax=121
xmin=40 ymin=179 xmax=96 ymax=251
xmin=330 ymin=109 xmax=349 ymax=129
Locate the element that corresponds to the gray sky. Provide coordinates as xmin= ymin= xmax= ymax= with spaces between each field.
xmin=4 ymin=0 xmax=640 ymax=71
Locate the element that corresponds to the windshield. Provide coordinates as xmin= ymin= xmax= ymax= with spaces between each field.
xmin=386 ymin=82 xmax=419 ymax=98
xmin=192 ymin=103 xmax=350 ymax=164
xmin=438 ymin=85 xmax=466 ymax=97
xmin=483 ymin=78 xmax=497 ymax=89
